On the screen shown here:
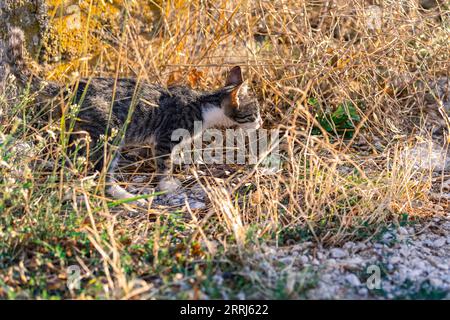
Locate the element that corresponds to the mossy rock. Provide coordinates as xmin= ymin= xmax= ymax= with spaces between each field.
xmin=2 ymin=0 xmax=161 ymax=81
xmin=0 ymin=0 xmax=49 ymax=59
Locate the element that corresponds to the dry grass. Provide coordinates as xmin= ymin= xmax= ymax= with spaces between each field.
xmin=0 ymin=0 xmax=449 ymax=299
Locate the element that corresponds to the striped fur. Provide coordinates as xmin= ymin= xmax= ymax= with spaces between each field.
xmin=4 ymin=28 xmax=262 ymax=202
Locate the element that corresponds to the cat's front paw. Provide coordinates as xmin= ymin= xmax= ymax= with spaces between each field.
xmin=121 ymin=198 xmax=150 ymax=213
xmin=135 ymin=198 xmax=150 ymax=207
xmin=158 ymin=178 xmax=181 ymax=193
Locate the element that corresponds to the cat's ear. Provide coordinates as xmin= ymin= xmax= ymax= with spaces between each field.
xmin=224 ymin=81 xmax=248 ymax=109
xmin=225 ymin=66 xmax=243 ymax=86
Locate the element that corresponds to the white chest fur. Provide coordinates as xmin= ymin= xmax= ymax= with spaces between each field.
xmin=202 ymin=104 xmax=236 ymax=129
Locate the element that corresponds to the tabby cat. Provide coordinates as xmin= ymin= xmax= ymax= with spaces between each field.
xmin=4 ymin=28 xmax=262 ymax=204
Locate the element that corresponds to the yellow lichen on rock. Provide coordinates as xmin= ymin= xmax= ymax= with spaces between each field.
xmin=42 ymin=0 xmax=162 ymax=82
xmin=43 ymin=0 xmax=124 ymax=80
xmin=0 ymin=0 xmax=160 ymax=81
xmin=2 ymin=0 xmax=160 ymax=81
xmin=0 ymin=0 xmax=48 ymax=59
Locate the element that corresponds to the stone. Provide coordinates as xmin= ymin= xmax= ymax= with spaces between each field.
xmin=398 ymin=227 xmax=408 ymax=235
xmin=432 ymin=237 xmax=446 ymax=248
xmin=316 ymin=252 xmax=325 ymax=260
xmin=429 ymin=278 xmax=443 ymax=288
xmin=311 ymin=258 xmax=320 ymax=266
xmin=189 ymin=201 xmax=206 ymax=209
xmin=389 ymin=256 xmax=402 ymax=264
xmin=343 ymin=242 xmax=355 ymax=250
xmin=420 ymin=0 xmax=439 ymax=10
xmin=358 ymin=288 xmax=369 ymax=296
xmin=343 ymin=257 xmax=364 ymax=267
xmin=65 ymin=5 xmax=81 ymax=30
xmin=353 ymin=242 xmax=367 ymax=251
xmin=442 ymin=180 xmax=450 ymax=191
xmin=279 ymin=256 xmax=294 ymax=265
xmin=437 ymin=264 xmax=449 ymax=271
xmin=399 ymin=246 xmax=411 ymax=257
xmin=408 ymin=269 xmax=423 ymax=280
xmin=412 ymin=260 xmax=426 ymax=270
xmin=327 ymin=258 xmax=337 ymax=266
xmin=299 ymin=255 xmax=309 ymax=264
xmin=345 ymin=274 xmax=361 ymax=287
xmin=330 ymin=248 xmax=348 ymax=259
xmin=402 ymin=142 xmax=450 ymax=172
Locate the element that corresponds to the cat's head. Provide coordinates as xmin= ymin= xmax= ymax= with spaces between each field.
xmin=202 ymin=66 xmax=262 ymax=130
xmin=221 ymin=66 xmax=262 ymax=130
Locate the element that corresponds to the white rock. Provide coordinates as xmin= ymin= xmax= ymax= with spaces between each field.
xmin=279 ymin=256 xmax=294 ymax=265
xmin=299 ymin=255 xmax=309 ymax=264
xmin=419 ymin=234 xmax=428 ymax=241
xmin=403 ymin=142 xmax=450 ymax=172
xmin=345 ymin=274 xmax=361 ymax=287
xmin=311 ymin=259 xmax=320 ymax=266
xmin=343 ymin=257 xmax=364 ymax=267
xmin=188 ymin=201 xmax=206 ymax=210
xmin=343 ymin=242 xmax=355 ymax=250
xmin=437 ymin=264 xmax=449 ymax=271
xmin=358 ymin=288 xmax=369 ymax=296
xmin=443 ymin=274 xmax=450 ymax=284
xmin=398 ymin=227 xmax=408 ymax=235
xmin=389 ymin=256 xmax=402 ymax=264
xmin=432 ymin=237 xmax=446 ymax=248
xmin=408 ymin=269 xmax=423 ymax=280
xmin=353 ymin=242 xmax=367 ymax=251
xmin=399 ymin=246 xmax=410 ymax=257
xmin=415 ymin=261 xmax=426 ymax=270
xmin=430 ymin=278 xmax=443 ymax=288
xmin=327 ymin=258 xmax=337 ymax=266
xmin=330 ymin=248 xmax=348 ymax=259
